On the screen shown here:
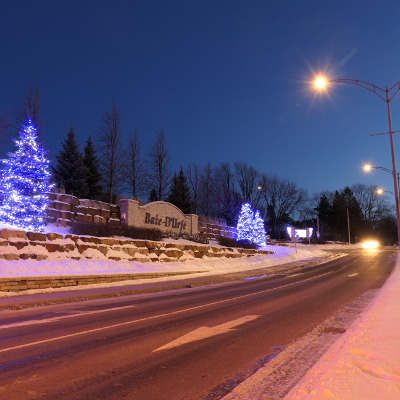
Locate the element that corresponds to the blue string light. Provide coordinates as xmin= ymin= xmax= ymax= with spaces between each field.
xmin=0 ymin=119 xmax=54 ymax=231
xmin=236 ymin=203 xmax=267 ymax=246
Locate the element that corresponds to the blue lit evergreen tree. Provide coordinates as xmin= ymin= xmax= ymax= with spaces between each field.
xmin=0 ymin=119 xmax=53 ymax=231
xmin=253 ymin=209 xmax=267 ymax=246
xmin=236 ymin=203 xmax=267 ymax=246
xmin=236 ymin=203 xmax=254 ymax=242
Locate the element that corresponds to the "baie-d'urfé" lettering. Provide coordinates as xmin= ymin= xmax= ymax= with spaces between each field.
xmin=145 ymin=212 xmax=187 ymax=231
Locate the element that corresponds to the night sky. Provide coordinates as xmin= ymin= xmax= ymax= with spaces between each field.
xmin=2 ymin=0 xmax=400 ymax=198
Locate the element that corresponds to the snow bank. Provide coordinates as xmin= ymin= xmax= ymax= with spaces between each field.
xmin=284 ymin=253 xmax=400 ymax=400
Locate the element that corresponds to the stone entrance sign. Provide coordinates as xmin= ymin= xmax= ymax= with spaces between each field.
xmin=119 ymin=200 xmax=198 ymax=235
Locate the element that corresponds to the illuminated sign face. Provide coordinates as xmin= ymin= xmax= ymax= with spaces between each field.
xmin=287 ymin=227 xmax=313 ymax=239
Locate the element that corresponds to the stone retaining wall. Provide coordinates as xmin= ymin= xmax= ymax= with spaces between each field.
xmin=0 ymin=227 xmax=272 ymax=260
xmin=46 ymin=193 xmax=238 ymax=242
xmin=198 ymin=221 xmax=237 ymax=240
xmin=46 ymin=192 xmax=120 ymax=226
xmin=0 ymin=227 xmax=274 ymax=292
xmin=0 ymin=272 xmax=200 ymax=292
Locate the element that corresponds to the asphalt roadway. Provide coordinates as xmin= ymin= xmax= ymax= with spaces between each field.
xmin=0 ymin=248 xmax=396 ymax=400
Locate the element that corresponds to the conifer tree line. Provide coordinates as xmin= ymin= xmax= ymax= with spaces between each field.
xmin=0 ymin=88 xmax=397 ymax=242
xmin=51 ymin=112 xmax=396 ymax=242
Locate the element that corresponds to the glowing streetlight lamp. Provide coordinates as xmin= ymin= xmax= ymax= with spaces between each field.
xmin=376 ymin=187 xmax=394 ymax=196
xmin=362 ymin=163 xmax=400 ymax=189
xmin=314 ymin=76 xmax=328 ymax=90
xmin=363 ymin=163 xmax=372 ymax=172
xmin=313 ymin=76 xmax=400 ymax=246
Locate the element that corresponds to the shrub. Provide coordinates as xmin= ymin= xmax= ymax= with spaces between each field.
xmin=218 ymin=236 xmax=258 ymax=249
xmin=180 ymin=233 xmax=209 ymax=244
xmin=122 ymin=225 xmax=163 ymax=241
xmin=161 ymin=231 xmax=209 ymax=244
xmin=71 ymin=222 xmax=163 ymax=241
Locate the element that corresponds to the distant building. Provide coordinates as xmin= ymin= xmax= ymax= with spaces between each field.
xmin=286 ymin=226 xmax=313 ymax=241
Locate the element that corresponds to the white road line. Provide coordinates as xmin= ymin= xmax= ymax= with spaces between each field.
xmin=0 ymin=270 xmax=334 ymax=354
xmin=0 ymin=305 xmax=138 ymax=330
xmin=287 ymin=273 xmax=302 ymax=278
xmin=153 ymin=315 xmax=261 ymax=352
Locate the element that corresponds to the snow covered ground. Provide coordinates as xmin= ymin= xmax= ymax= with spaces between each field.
xmin=1 ymin=221 xmax=398 ymax=399
xmin=283 ymin=251 xmax=400 ymax=400
xmin=0 ymin=240 xmax=334 ymax=297
xmin=0 ymin=221 xmax=337 ymax=291
xmin=221 ymin=248 xmax=400 ymax=400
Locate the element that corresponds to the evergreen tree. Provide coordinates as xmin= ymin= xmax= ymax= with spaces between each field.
xmin=332 ymin=191 xmax=347 ymax=241
xmin=167 ymin=169 xmax=192 ymax=213
xmin=236 ymin=203 xmax=255 ymax=242
xmin=0 ymin=119 xmax=53 ymax=231
xmin=253 ymin=209 xmax=267 ymax=246
xmin=53 ymin=128 xmax=87 ymax=198
xmin=149 ymin=188 xmax=159 ymax=202
xmin=315 ymin=194 xmax=333 ymax=241
xmin=266 ymin=204 xmax=277 ymax=238
xmin=83 ymin=137 xmax=102 ymax=199
xmin=342 ymin=186 xmax=364 ymax=241
xmin=220 ymin=190 xmax=242 ymax=226
xmin=331 ymin=187 xmax=364 ymax=242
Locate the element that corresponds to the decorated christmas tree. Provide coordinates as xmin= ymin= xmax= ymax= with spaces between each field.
xmin=236 ymin=203 xmax=267 ymax=246
xmin=253 ymin=209 xmax=267 ymax=246
xmin=236 ymin=203 xmax=255 ymax=242
xmin=0 ymin=119 xmax=53 ymax=231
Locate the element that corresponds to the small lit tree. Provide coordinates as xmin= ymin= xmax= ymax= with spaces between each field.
xmin=253 ymin=209 xmax=267 ymax=246
xmin=236 ymin=203 xmax=254 ymax=242
xmin=0 ymin=119 xmax=53 ymax=231
xmin=236 ymin=203 xmax=267 ymax=246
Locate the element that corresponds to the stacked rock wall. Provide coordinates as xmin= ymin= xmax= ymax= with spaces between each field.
xmin=0 ymin=272 xmax=199 ymax=292
xmin=46 ymin=192 xmax=120 ymax=226
xmin=198 ymin=221 xmax=237 ymax=240
xmin=0 ymin=228 xmax=272 ymax=263
xmin=46 ymin=192 xmax=239 ymax=242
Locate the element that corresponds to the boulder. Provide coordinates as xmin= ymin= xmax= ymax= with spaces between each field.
xmin=27 ymin=231 xmax=47 ymax=241
xmin=46 ymin=232 xmax=64 ymax=241
xmin=0 ymin=229 xmax=28 ymax=240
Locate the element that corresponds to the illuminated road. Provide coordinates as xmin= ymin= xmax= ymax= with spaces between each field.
xmin=0 ymin=248 xmax=396 ymax=400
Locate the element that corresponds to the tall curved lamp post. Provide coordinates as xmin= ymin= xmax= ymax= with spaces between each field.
xmin=314 ymin=77 xmax=400 ymax=246
xmin=363 ymin=163 xmax=400 ymax=189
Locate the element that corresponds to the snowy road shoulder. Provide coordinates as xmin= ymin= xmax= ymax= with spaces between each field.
xmin=0 ymin=244 xmax=335 ymax=297
xmin=283 ymin=252 xmax=400 ymax=400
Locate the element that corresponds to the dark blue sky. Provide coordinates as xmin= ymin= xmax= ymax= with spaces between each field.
xmin=2 ymin=0 xmax=400 ymax=197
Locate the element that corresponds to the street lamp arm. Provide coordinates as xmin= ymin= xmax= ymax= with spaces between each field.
xmin=330 ymin=79 xmax=400 ymax=103
xmin=387 ymin=82 xmax=400 ymax=102
xmin=372 ymin=166 xmax=396 ymax=175
xmin=330 ymin=79 xmax=387 ymax=101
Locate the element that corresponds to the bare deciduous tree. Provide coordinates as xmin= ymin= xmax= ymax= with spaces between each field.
xmin=214 ymin=162 xmax=242 ymax=225
xmin=351 ymin=183 xmax=392 ymax=226
xmin=260 ymin=174 xmax=308 ymax=238
xmin=234 ymin=161 xmax=260 ymax=205
xmin=16 ymin=84 xmax=41 ymax=128
xmin=147 ymin=130 xmax=171 ymax=201
xmin=185 ymin=163 xmax=201 ymax=214
xmin=97 ymin=102 xmax=124 ymax=203
xmin=197 ymin=162 xmax=217 ymax=216
xmin=123 ymin=130 xmax=147 ymax=200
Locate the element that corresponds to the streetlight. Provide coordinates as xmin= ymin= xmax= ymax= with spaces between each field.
xmin=362 ymin=163 xmax=400 ymax=189
xmin=376 ymin=187 xmax=395 ymax=196
xmin=313 ymin=76 xmax=400 ymax=246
